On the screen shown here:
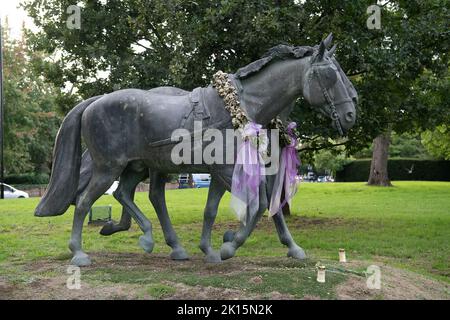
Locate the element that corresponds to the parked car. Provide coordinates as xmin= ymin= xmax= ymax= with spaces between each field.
xmin=104 ymin=181 xmax=119 ymax=195
xmin=178 ymin=174 xmax=191 ymax=189
xmin=192 ymin=174 xmax=211 ymax=188
xmin=305 ymin=172 xmax=316 ymax=182
xmin=0 ymin=183 xmax=29 ymax=199
xmin=178 ymin=174 xmax=211 ymax=188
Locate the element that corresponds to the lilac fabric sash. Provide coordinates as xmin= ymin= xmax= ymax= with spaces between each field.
xmin=230 ymin=122 xmax=266 ymax=224
xmin=269 ymin=122 xmax=301 ymax=216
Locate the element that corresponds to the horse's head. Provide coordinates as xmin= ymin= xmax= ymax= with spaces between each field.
xmin=302 ymin=34 xmax=357 ymax=135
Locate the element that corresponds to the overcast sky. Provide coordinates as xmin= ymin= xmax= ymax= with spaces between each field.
xmin=1 ymin=0 xmax=37 ymax=39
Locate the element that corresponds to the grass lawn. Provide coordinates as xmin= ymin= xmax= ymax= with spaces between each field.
xmin=0 ymin=181 xmax=449 ymax=299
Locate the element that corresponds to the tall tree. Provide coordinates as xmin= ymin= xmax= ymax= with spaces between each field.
xmin=362 ymin=1 xmax=449 ymax=185
xmin=23 ymin=0 xmax=449 ymax=180
xmin=2 ymin=22 xmax=61 ymax=175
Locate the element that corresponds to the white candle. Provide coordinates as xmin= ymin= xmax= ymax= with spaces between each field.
xmin=317 ymin=265 xmax=326 ymax=283
xmin=339 ymin=249 xmax=347 ymax=263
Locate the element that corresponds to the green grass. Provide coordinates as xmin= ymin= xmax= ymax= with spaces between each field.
xmin=82 ymin=260 xmax=345 ymax=299
xmin=146 ymin=283 xmax=177 ymax=299
xmin=0 ymin=181 xmax=449 ymax=284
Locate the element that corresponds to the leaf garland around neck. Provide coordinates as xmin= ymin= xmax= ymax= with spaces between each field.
xmin=212 ymin=71 xmax=300 ymax=148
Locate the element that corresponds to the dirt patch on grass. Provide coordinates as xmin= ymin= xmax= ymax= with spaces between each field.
xmin=164 ymin=281 xmax=294 ymax=300
xmin=88 ymin=252 xmax=274 ymax=275
xmin=213 ymin=216 xmax=348 ymax=233
xmin=1 ymin=253 xmax=307 ymax=300
xmin=0 ymin=279 xmax=15 ymax=298
xmin=335 ymin=260 xmax=450 ymax=300
xmin=1 ymin=253 xmax=448 ymax=300
xmin=2 ymin=276 xmax=143 ymax=300
xmin=168 ymin=283 xmax=257 ymax=300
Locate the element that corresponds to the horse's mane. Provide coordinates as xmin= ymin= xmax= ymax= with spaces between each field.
xmin=235 ymin=45 xmax=315 ymax=79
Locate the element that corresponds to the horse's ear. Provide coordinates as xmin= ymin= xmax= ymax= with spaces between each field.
xmin=324 ymin=33 xmax=333 ymax=48
xmin=328 ymin=44 xmax=337 ymax=57
xmin=316 ymin=41 xmax=326 ymax=61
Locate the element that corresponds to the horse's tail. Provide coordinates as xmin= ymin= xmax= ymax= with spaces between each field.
xmin=70 ymin=150 xmax=94 ymax=206
xmin=35 ymin=96 xmax=102 ymax=217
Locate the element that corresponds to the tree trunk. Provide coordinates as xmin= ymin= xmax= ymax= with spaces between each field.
xmin=368 ymin=131 xmax=392 ymax=186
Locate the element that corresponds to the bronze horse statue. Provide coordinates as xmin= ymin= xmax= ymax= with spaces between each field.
xmin=36 ymin=34 xmax=357 ymax=266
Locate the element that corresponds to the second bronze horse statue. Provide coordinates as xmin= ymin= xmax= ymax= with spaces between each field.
xmin=36 ymin=34 xmax=357 ymax=266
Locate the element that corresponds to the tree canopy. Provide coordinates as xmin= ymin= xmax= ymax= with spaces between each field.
xmin=421 ymin=125 xmax=450 ymax=160
xmin=23 ymin=0 xmax=449 ymax=159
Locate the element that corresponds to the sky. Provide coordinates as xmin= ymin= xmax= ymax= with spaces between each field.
xmin=1 ymin=0 xmax=37 ymax=39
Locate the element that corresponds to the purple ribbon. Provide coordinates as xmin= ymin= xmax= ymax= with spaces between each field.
xmin=269 ymin=122 xmax=301 ymax=216
xmin=230 ymin=122 xmax=265 ymax=224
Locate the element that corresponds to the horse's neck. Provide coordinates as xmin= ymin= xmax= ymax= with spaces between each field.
xmin=236 ymin=57 xmax=309 ymax=125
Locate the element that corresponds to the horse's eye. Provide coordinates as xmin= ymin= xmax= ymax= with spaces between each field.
xmin=323 ymin=67 xmax=338 ymax=88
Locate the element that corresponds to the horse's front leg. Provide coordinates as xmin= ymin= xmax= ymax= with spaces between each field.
xmin=220 ymin=182 xmax=268 ymax=260
xmin=272 ymin=210 xmax=306 ymax=260
xmin=265 ymin=175 xmax=306 ymax=260
xmin=199 ymin=176 xmax=226 ymax=263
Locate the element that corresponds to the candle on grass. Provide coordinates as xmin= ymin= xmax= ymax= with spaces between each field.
xmin=339 ymin=248 xmax=347 ymax=263
xmin=317 ymin=265 xmax=326 ymax=283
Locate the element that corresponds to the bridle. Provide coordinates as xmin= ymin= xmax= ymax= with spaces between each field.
xmin=309 ymin=61 xmax=352 ymax=136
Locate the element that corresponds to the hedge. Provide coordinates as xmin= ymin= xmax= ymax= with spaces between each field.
xmin=4 ymin=173 xmax=50 ymax=185
xmin=336 ymin=159 xmax=450 ymax=182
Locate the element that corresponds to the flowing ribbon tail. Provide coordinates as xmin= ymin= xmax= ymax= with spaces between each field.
xmin=230 ymin=123 xmax=265 ymax=225
xmin=280 ymin=146 xmax=300 ymax=209
xmin=268 ymin=147 xmax=287 ymax=216
xmin=230 ymin=193 xmax=248 ymax=224
xmin=269 ymin=122 xmax=301 ymax=216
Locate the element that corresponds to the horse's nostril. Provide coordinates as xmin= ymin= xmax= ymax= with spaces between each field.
xmin=345 ymin=112 xmax=354 ymax=122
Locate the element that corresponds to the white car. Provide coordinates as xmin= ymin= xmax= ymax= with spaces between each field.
xmin=0 ymin=183 xmax=29 ymax=199
xmin=104 ymin=181 xmax=119 ymax=195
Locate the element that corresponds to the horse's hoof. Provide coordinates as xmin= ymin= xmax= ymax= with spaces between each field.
xmin=70 ymin=252 xmax=92 ymax=267
xmin=287 ymin=245 xmax=307 ymax=260
xmin=99 ymin=221 xmax=116 ymax=236
xmin=205 ymin=251 xmax=222 ymax=264
xmin=223 ymin=230 xmax=235 ymax=243
xmin=170 ymin=247 xmax=189 ymax=261
xmin=139 ymin=235 xmax=155 ymax=253
xmin=220 ymin=242 xmax=236 ymax=260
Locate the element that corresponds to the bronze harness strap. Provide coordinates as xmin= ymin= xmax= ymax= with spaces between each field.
xmin=311 ymin=64 xmax=352 ymax=136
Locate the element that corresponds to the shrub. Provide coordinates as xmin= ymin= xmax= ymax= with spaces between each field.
xmin=336 ymin=159 xmax=450 ymax=182
xmin=4 ymin=173 xmax=50 ymax=185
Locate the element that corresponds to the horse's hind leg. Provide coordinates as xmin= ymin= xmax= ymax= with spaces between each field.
xmin=199 ymin=176 xmax=225 ymax=263
xmin=70 ymin=166 xmax=122 ymax=266
xmin=113 ymin=169 xmax=155 ymax=253
xmin=99 ymin=208 xmax=132 ymax=236
xmin=100 ymin=166 xmax=148 ymax=236
xmin=100 ymin=165 xmax=149 ymax=236
xmin=149 ymin=171 xmax=188 ymax=260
